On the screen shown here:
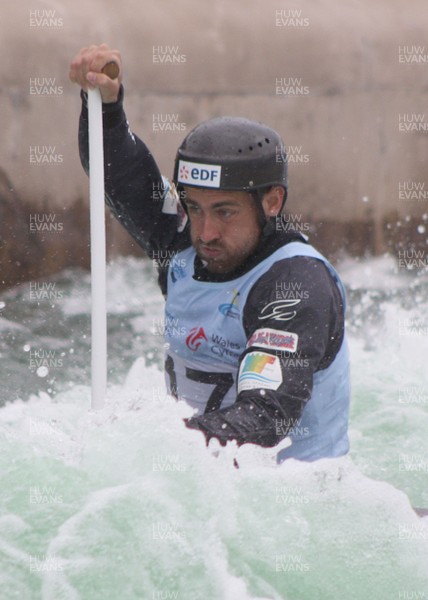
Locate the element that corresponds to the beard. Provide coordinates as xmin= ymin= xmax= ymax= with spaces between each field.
xmin=193 ymin=237 xmax=259 ymax=274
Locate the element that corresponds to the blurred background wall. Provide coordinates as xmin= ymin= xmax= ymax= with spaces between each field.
xmin=1 ymin=0 xmax=427 ymax=289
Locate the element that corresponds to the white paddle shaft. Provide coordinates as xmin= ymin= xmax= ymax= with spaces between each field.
xmin=88 ymin=87 xmax=107 ymax=410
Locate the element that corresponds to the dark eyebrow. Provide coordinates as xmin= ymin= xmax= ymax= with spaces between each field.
xmin=183 ymin=197 xmax=241 ymax=208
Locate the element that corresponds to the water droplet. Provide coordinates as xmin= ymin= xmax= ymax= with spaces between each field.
xmin=36 ymin=366 xmax=49 ymax=378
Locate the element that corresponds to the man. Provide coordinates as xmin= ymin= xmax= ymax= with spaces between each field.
xmin=70 ymin=44 xmax=350 ymax=462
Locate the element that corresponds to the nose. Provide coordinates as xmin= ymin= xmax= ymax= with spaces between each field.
xmin=199 ymin=214 xmax=220 ymax=244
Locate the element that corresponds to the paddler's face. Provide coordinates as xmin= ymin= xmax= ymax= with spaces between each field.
xmin=182 ymin=186 xmax=282 ymax=274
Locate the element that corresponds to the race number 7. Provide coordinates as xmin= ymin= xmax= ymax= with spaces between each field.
xmin=186 ymin=368 xmax=234 ymax=413
xmin=165 ymin=356 xmax=234 ymax=413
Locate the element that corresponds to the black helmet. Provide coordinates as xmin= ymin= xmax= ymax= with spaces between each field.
xmin=172 ymin=116 xmax=288 ymax=196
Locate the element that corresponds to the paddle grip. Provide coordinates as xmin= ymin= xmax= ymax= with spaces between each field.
xmin=101 ymin=61 xmax=120 ymax=79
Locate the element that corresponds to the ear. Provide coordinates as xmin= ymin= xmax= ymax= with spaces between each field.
xmin=261 ymin=186 xmax=285 ymax=217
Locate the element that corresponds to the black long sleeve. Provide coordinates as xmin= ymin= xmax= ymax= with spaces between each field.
xmin=78 ymin=86 xmax=191 ymax=263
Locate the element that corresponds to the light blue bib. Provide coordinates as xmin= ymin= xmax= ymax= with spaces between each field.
xmin=164 ymin=241 xmax=350 ymax=461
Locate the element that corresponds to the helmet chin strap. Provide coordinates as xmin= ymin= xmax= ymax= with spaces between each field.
xmin=262 ymin=217 xmax=277 ymax=238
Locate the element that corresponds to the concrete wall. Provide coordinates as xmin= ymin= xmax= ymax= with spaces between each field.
xmin=1 ymin=0 xmax=428 ymax=288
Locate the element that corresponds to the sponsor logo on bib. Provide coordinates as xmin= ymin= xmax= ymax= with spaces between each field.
xmin=218 ymin=290 xmax=240 ymax=320
xmin=186 ymin=326 xmax=208 ymax=351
